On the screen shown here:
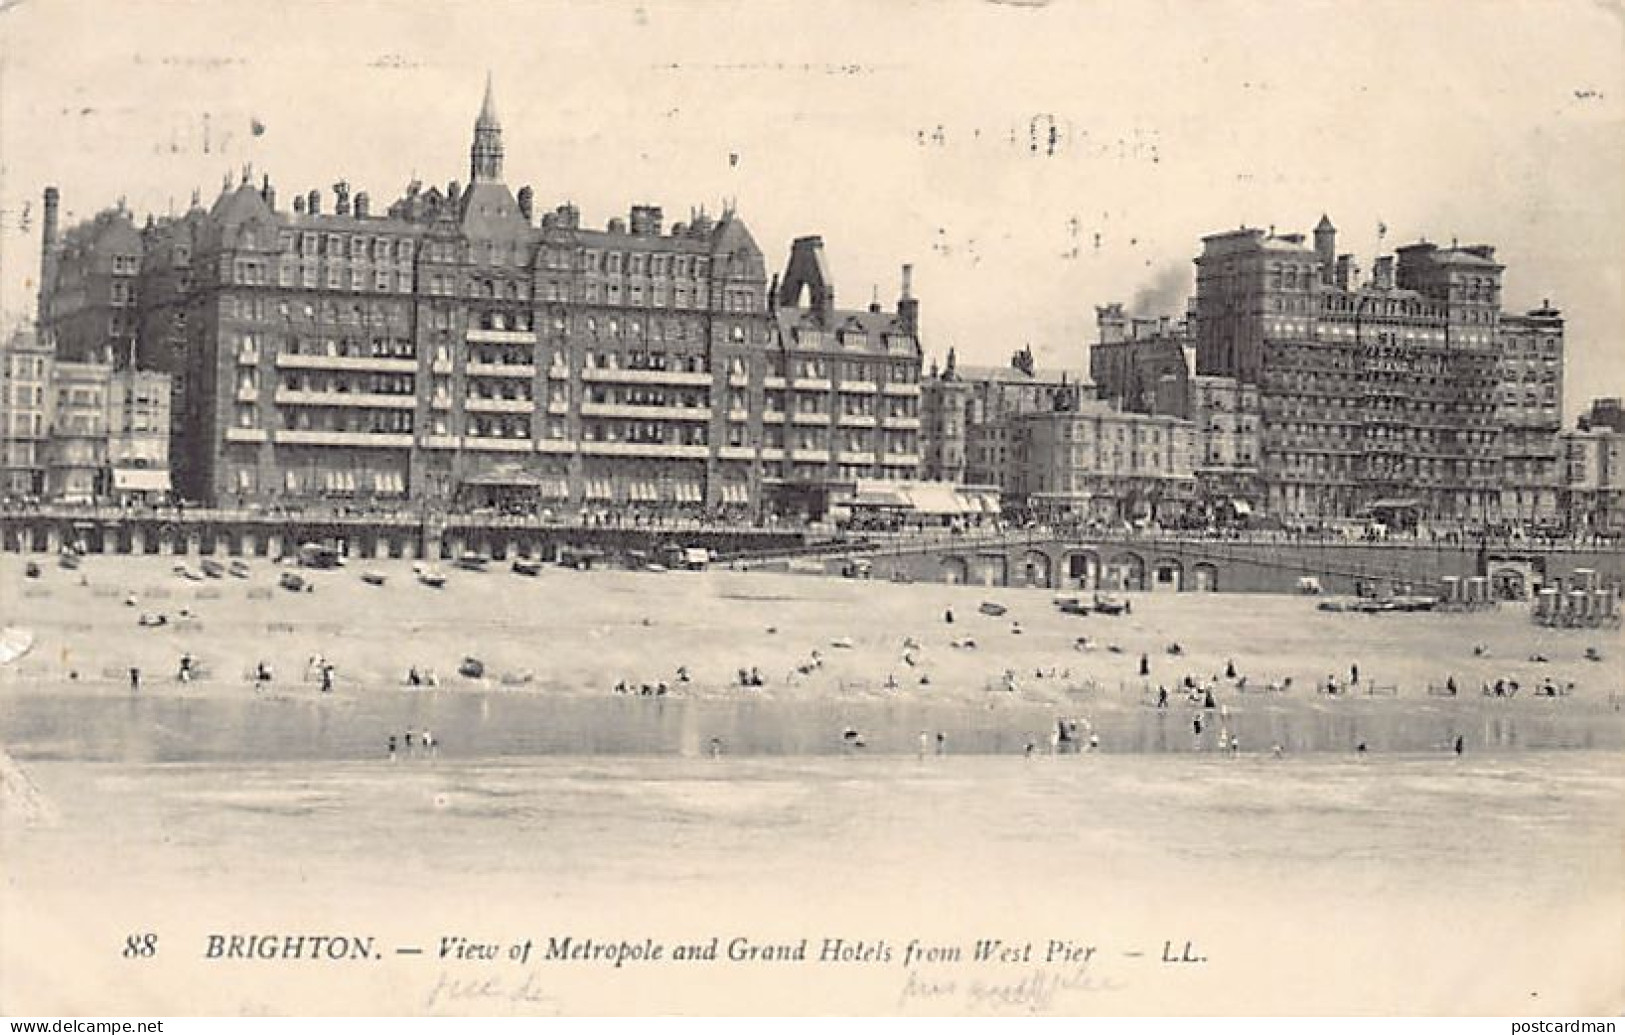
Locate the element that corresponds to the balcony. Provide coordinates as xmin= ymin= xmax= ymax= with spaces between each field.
xmin=275 ymin=353 xmax=416 ymax=374
xmin=234 ymin=387 xmax=259 ymax=403
xmin=274 ymin=389 xmax=416 ymax=409
xmin=839 ymin=380 xmax=879 ymax=394
xmin=275 ymin=429 xmax=412 ymax=449
xmin=762 ymin=411 xmax=786 ymax=424
xmin=836 ymin=451 xmax=878 ymax=465
xmin=763 ymin=376 xmax=789 ymax=390
xmin=546 ymin=365 xmax=570 ymax=381
xmin=463 ymin=437 xmax=534 ymax=453
xmin=792 ymin=378 xmax=833 ymax=392
xmin=882 ymin=382 xmax=922 ymax=396
xmin=790 ymin=449 xmax=831 ymax=463
xmin=581 ymin=368 xmax=712 ymax=386
xmin=579 ymin=441 xmax=710 ymax=459
xmin=727 ymin=374 xmax=750 ymax=388
xmin=424 ymin=435 xmax=461 ymax=450
xmin=235 ymin=351 xmax=260 ymax=366
xmin=466 ymin=397 xmax=536 ymax=414
xmin=791 ymin=411 xmax=830 ymax=426
xmin=727 ymin=409 xmax=751 ymax=422
xmin=836 ymin=413 xmax=877 ymax=428
xmin=223 ymin=427 xmax=267 ymax=443
xmin=717 ymin=446 xmax=755 ymax=461
xmin=431 ymin=359 xmax=454 ymax=375
xmin=580 ymin=402 xmax=711 ymax=421
xmin=535 ymin=439 xmax=574 ymax=454
xmin=760 ymin=448 xmax=786 ymax=462
xmin=545 ymin=400 xmax=569 ymax=415
xmin=465 ymin=328 xmax=537 ymax=346
xmin=882 ymin=416 xmax=921 ymax=430
xmin=466 ymin=361 xmax=537 ymax=379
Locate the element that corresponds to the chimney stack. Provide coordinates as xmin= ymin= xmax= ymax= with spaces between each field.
xmin=306 ymin=189 xmax=321 ymax=215
xmin=1373 ymin=255 xmax=1395 ymax=290
xmin=517 ymin=185 xmax=534 ymax=223
xmin=333 ymin=181 xmax=351 ymax=217
xmin=898 ymin=263 xmax=919 ymax=335
xmin=354 ymin=192 xmax=369 ymax=219
xmin=39 ymin=186 xmax=60 ymax=323
xmin=260 ymin=174 xmax=276 ymax=210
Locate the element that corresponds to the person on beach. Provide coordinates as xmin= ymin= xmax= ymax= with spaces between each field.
xmin=178 ymin=653 xmax=193 ymax=683
xmin=1453 ymin=735 xmax=1464 ymax=756
xmin=936 ymin=732 xmax=947 ymax=756
xmin=1203 ymin=688 xmax=1216 ymax=709
xmin=129 ymin=667 xmax=140 ymax=692
xmin=1229 ymin=736 xmax=1240 ymax=757
xmin=1088 ymin=733 xmax=1100 ymax=753
xmin=320 ymin=664 xmax=334 ymax=693
xmin=1351 ymin=662 xmax=1360 ymax=686
xmin=917 ymin=731 xmax=930 ymax=759
xmin=709 ymin=737 xmax=723 ymax=758
xmin=944 ymin=608 xmax=954 ymax=624
xmin=1356 ymin=741 xmax=1368 ymax=756
xmin=387 ymin=734 xmax=397 ymax=761
xmin=422 ymin=729 xmax=436 ymax=755
xmin=1192 ymin=715 xmax=1203 ymax=740
xmin=1445 ymin=674 xmax=1457 ymax=696
xmin=1156 ymin=686 xmax=1168 ymax=709
xmin=1139 ymin=653 xmax=1150 ymax=677
xmin=1225 ymin=659 xmax=1236 ymax=679
xmin=404 ymin=728 xmax=415 ymax=752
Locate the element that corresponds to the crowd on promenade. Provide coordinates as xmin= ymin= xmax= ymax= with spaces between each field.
xmin=4 ymin=492 xmax=1617 ymax=557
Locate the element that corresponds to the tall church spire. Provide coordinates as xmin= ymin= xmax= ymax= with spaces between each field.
xmin=470 ymin=72 xmax=504 ymax=184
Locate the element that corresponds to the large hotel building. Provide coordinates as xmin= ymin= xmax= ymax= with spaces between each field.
xmin=1193 ymin=217 xmax=1559 ymax=522
xmin=39 ymin=79 xmax=923 ymax=517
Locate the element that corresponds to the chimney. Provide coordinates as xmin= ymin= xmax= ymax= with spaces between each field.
xmin=306 ymin=189 xmax=321 ymax=215
xmin=354 ymin=192 xmax=369 ymax=219
xmin=260 ymin=174 xmax=276 ymax=210
xmin=629 ymin=204 xmax=663 ymax=236
xmin=39 ymin=186 xmax=60 ymax=322
xmin=1335 ymin=254 xmax=1355 ymax=291
xmin=293 ymin=194 xmax=306 ymax=215
xmin=898 ymin=263 xmax=919 ymax=335
xmin=517 ymin=185 xmax=534 ymax=223
xmin=333 ymin=181 xmax=351 ymax=217
xmin=1373 ymin=255 xmax=1395 ymax=290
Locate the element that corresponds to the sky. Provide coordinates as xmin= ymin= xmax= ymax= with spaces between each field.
xmin=0 ymin=0 xmax=1620 ymax=420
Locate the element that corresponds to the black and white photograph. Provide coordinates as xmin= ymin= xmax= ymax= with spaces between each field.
xmin=0 ymin=0 xmax=1621 ymax=1020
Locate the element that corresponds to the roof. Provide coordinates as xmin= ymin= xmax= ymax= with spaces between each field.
xmin=954 ymin=364 xmax=1086 ymax=387
xmin=775 ymin=306 xmax=910 ymax=343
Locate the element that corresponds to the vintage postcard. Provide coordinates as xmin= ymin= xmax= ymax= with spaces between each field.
xmin=0 ymin=0 xmax=1621 ymax=1019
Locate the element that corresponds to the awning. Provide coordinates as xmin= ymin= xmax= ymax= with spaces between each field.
xmin=462 ymin=464 xmax=546 ymax=487
xmin=1231 ymin=499 xmax=1253 ymax=516
xmin=112 ymin=468 xmax=171 ymax=492
xmin=849 ymin=481 xmax=910 ymax=508
xmin=1368 ymin=498 xmax=1422 ymax=510
xmin=903 ymin=483 xmax=967 ymax=515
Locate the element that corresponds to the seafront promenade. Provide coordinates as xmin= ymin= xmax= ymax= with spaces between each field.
xmin=2 ymin=502 xmax=1621 ymax=594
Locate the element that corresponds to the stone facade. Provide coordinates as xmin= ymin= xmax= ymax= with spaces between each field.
xmin=37 ymin=79 xmax=922 ymax=517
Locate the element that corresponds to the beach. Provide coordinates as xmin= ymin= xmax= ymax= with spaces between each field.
xmin=2 ymin=554 xmax=1621 ymax=759
xmin=2 ymin=553 xmax=1623 ymax=1015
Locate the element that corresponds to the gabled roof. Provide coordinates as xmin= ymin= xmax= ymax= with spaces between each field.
xmin=459 ymin=181 xmax=531 ymax=241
